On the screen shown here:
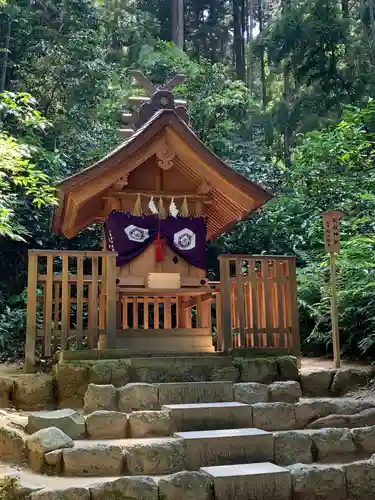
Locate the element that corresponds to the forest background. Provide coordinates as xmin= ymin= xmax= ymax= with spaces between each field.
xmin=1 ymin=0 xmax=375 ymax=360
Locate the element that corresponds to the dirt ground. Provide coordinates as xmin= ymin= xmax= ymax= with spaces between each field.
xmin=300 ymin=357 xmax=373 ymax=373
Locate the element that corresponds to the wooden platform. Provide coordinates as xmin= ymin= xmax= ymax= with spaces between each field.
xmin=115 ymin=328 xmax=214 ymax=353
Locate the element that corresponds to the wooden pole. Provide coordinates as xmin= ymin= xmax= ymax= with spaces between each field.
xmin=330 ymin=251 xmax=341 ymax=368
xmin=322 ymin=210 xmax=343 ymax=368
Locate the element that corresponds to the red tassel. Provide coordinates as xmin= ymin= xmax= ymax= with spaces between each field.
xmin=155 ymin=232 xmax=163 ymax=262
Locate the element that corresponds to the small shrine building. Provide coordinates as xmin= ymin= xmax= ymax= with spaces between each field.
xmin=25 ymin=72 xmax=300 ymax=371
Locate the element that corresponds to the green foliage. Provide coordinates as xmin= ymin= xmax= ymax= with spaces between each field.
xmin=1 ymin=0 xmax=375 ymax=362
xmin=0 ymin=92 xmax=57 ymax=240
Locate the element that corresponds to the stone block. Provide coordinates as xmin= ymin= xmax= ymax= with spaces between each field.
xmin=26 ymin=427 xmax=73 ymax=473
xmin=300 ymin=370 xmax=333 ymax=397
xmin=175 ymin=428 xmax=273 ymax=470
xmin=309 ymin=407 xmax=375 ymax=429
xmin=268 ymin=381 xmax=302 ymax=403
xmin=110 ymin=359 xmax=131 ymax=387
xmin=90 ymin=476 xmax=158 ymax=500
xmin=238 ymin=358 xmax=278 ymax=383
xmin=201 ymin=462 xmax=291 ymax=500
xmin=288 ymin=463 xmax=346 ymax=500
xmin=312 ymin=428 xmax=355 ymax=460
xmin=158 ymin=471 xmax=213 ymax=500
xmin=163 ymin=402 xmax=252 ymax=432
xmin=0 ymin=377 xmax=13 ymax=408
xmin=210 ymin=366 xmax=239 ymax=383
xmin=273 ymin=431 xmax=313 ymax=466
xmin=125 ymin=439 xmax=185 ymax=475
xmin=30 ymin=487 xmax=90 ymax=500
xmin=13 ymin=375 xmax=54 ymax=411
xmin=86 ymin=410 xmax=128 ymax=439
xmin=55 ymin=364 xmax=90 ymax=409
xmin=89 ymin=362 xmax=112 ymax=385
xmin=158 ymin=382 xmax=233 ymax=405
xmin=83 ymin=384 xmax=117 ymax=413
xmin=27 ymin=409 xmax=86 ymax=439
xmin=252 ymin=403 xmax=296 ymax=431
xmin=352 ymin=425 xmax=375 ymax=453
xmin=294 ymin=399 xmax=338 ymax=428
xmin=331 ymin=368 xmax=370 ymax=396
xmin=63 ymin=443 xmax=123 ymax=476
xmin=296 ymin=398 xmax=374 ymax=428
xmin=0 ymin=424 xmax=26 ymax=465
xmin=344 ymin=459 xmax=375 ymax=500
xmin=277 ymin=356 xmax=299 ymax=381
xmin=44 ymin=449 xmax=63 ymax=473
xmin=129 ymin=356 xmax=233 ymax=383
xmin=234 ymin=383 xmax=269 ymax=404
xmin=330 ymin=398 xmax=373 ymax=414
xmin=128 ymin=410 xmax=171 ymax=438
xmin=117 ymin=383 xmax=159 ymax=412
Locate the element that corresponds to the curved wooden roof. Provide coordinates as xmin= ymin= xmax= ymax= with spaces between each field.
xmin=52 ymin=110 xmax=273 ymax=240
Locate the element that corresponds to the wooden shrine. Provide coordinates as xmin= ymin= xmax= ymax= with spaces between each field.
xmin=25 ymin=72 xmax=300 ymax=371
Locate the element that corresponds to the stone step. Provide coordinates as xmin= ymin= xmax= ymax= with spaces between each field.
xmin=162 ymin=402 xmax=253 ymax=431
xmin=21 ymin=423 xmax=375 ymax=478
xmin=174 ymin=428 xmax=273 ymax=470
xmin=83 ymin=380 xmax=305 ymax=414
xmin=201 ymin=462 xmax=291 ymax=500
xmin=40 ymin=428 xmax=273 ymax=477
xmin=158 ymin=381 xmax=235 ymax=405
xmin=3 ymin=457 xmax=375 ymax=500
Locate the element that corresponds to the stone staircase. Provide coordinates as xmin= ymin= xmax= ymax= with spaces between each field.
xmin=1 ymin=357 xmax=375 ymax=498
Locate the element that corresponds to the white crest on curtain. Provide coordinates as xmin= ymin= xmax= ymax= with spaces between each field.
xmin=169 ymin=197 xmax=179 ymax=218
xmin=124 ymin=225 xmax=150 ymax=242
xmin=148 ymin=196 xmax=158 ymax=215
xmin=174 ymin=228 xmax=196 ymax=250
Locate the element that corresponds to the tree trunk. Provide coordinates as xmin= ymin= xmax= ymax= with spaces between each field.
xmin=172 ymin=0 xmax=184 ymax=49
xmin=233 ymin=0 xmax=246 ymax=81
xmin=0 ymin=17 xmax=11 ymax=94
xmin=258 ymin=0 xmax=267 ymax=108
xmin=368 ymin=0 xmax=375 ymax=57
xmin=342 ymin=0 xmax=349 ymax=16
xmin=283 ymin=60 xmax=291 ymax=168
xmin=282 ymin=0 xmax=291 ymax=168
xmin=247 ymin=0 xmax=254 ymax=94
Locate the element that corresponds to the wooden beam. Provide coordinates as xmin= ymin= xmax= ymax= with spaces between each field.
xmin=162 ymin=74 xmax=185 ymax=91
xmin=119 ymin=128 xmax=135 ymax=138
xmin=182 ymin=293 xmax=213 ymax=310
xmin=127 ymin=95 xmax=187 ymax=106
xmin=127 ymin=96 xmax=150 ymax=105
xmin=121 ymin=112 xmax=134 ymax=124
xmin=219 ymin=257 xmax=232 ymax=352
xmin=104 ymin=191 xmax=212 ymax=203
xmin=129 ymin=70 xmax=157 ymax=95
xmin=25 ymin=254 xmax=38 ymax=372
xmin=106 ymin=253 xmax=117 ymax=349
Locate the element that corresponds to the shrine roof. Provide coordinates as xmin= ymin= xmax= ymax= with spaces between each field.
xmin=51 ymin=109 xmax=273 ymax=240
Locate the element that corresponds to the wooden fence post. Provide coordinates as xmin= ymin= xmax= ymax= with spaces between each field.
xmin=235 ymin=258 xmax=245 ymax=347
xmin=25 ymin=253 xmax=38 ymax=372
xmin=288 ymin=257 xmax=301 ymax=360
xmin=106 ymin=253 xmax=117 ymax=349
xmin=219 ymin=256 xmax=232 ymax=352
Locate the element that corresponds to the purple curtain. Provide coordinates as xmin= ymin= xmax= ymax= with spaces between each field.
xmin=105 ymin=211 xmax=157 ymax=266
xmin=161 ymin=216 xmax=206 ymax=270
xmin=105 ymin=211 xmax=207 ymax=270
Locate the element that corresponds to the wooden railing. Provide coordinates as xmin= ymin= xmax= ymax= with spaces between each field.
xmin=25 ymin=250 xmax=300 ymax=369
xmin=218 ymin=255 xmax=300 ymax=355
xmin=25 ymin=250 xmax=117 ymax=371
xmin=119 ymin=296 xmax=212 ymax=330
